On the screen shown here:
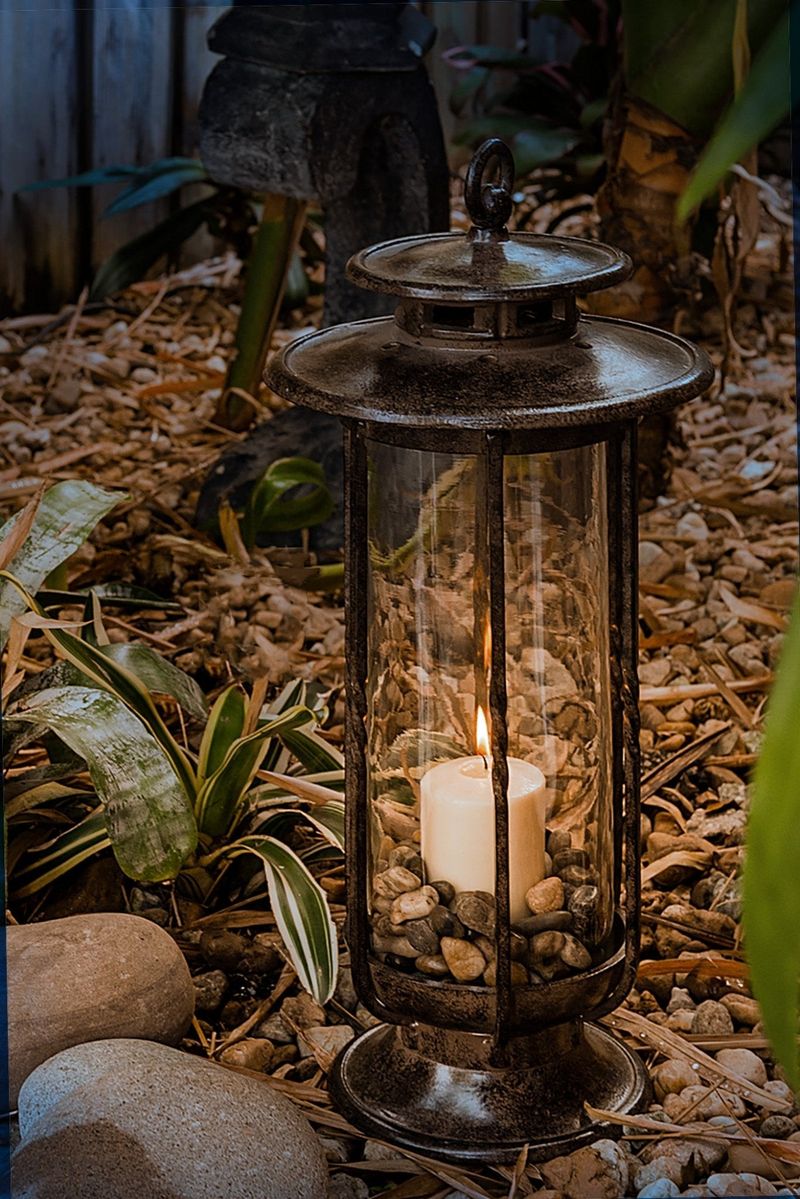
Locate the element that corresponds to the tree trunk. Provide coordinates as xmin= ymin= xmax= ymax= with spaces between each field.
xmin=593 ymin=96 xmax=700 ymax=499
xmin=593 ymin=96 xmax=697 ymax=324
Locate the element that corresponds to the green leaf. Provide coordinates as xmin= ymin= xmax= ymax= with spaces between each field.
xmin=100 ymin=644 xmax=208 ymax=720
xmin=232 ymin=835 xmax=338 ymax=1003
xmin=510 ymin=127 xmax=582 ymax=175
xmin=281 ymin=725 xmax=344 ymax=774
xmin=89 ymin=197 xmax=214 ymax=300
xmin=622 ymin=0 xmax=787 ymax=138
xmin=21 ymin=165 xmax=142 ymax=191
xmin=252 ymin=800 xmax=345 ymax=852
xmin=0 ymin=481 xmax=124 ymax=649
xmin=677 ymin=10 xmax=792 ymax=221
xmin=37 ymin=584 xmax=183 ymax=613
xmin=15 ymin=688 xmax=197 ymax=883
xmin=195 ymin=705 xmax=314 ymax=838
xmin=104 ymin=161 xmax=210 ymax=216
xmin=12 ymin=810 xmax=111 ymax=898
xmin=1 ymin=573 xmax=198 ymax=800
xmin=5 ymin=781 xmax=95 ymax=821
xmin=743 ymin=585 xmax=800 ymax=1089
xmin=283 ymin=251 xmax=309 ymax=308
xmin=197 ymin=685 xmax=246 ymax=784
xmin=241 ymin=457 xmax=334 ymax=547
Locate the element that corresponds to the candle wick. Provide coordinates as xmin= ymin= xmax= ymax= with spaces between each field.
xmin=481 ymin=754 xmax=488 ymax=771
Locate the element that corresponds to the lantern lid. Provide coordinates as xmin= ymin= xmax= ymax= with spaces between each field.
xmin=348 ymin=231 xmax=630 ymax=305
xmin=266 ymin=138 xmax=714 ymax=443
xmin=348 ymin=140 xmax=630 ymax=303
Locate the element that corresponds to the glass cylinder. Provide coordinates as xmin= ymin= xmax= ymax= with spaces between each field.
xmin=365 ymin=436 xmax=614 ymax=988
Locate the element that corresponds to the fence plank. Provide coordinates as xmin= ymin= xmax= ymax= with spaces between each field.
xmin=0 ymin=2 xmax=80 ymax=314
xmin=90 ymin=0 xmax=175 ymax=270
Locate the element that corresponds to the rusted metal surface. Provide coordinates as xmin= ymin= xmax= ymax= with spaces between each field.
xmin=329 ymin=1019 xmax=650 ymax=1164
xmin=269 ymin=139 xmax=710 ymax=1162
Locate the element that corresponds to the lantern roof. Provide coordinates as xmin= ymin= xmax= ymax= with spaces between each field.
xmin=266 ymin=138 xmax=714 ymax=442
xmin=347 ymin=230 xmax=630 ymax=305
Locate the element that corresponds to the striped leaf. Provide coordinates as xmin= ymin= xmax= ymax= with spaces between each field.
xmin=101 ymin=643 xmax=208 ymax=720
xmin=197 ymin=685 xmax=246 ymax=784
xmin=15 ymin=687 xmax=197 ymax=883
xmin=13 ymin=810 xmax=111 ymax=898
xmin=194 ymin=705 xmax=313 ymax=838
xmin=0 ymin=481 xmax=124 ymax=648
xmin=281 ymin=726 xmax=344 ymax=774
xmin=0 ymin=574 xmax=197 ymax=801
xmin=232 ymin=835 xmax=338 ymax=1003
xmin=251 ymin=800 xmax=345 ymax=852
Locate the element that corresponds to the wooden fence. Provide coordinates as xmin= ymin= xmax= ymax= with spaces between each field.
xmin=0 ymin=1 xmax=546 ymax=314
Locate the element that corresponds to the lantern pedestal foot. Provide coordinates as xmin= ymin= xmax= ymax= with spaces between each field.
xmin=329 ymin=1018 xmax=649 ymax=1164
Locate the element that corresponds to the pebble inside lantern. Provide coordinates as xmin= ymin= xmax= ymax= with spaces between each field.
xmin=267 ymin=140 xmax=713 ymax=1162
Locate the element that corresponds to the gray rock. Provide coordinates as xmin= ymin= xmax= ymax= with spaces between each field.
xmin=328 ymin=1175 xmax=369 ymax=1199
xmin=691 ymin=1000 xmax=734 ymax=1036
xmin=297 ymin=1025 xmax=355 ymax=1060
xmin=8 ymin=914 xmax=193 ymax=1103
xmin=706 ymin=1173 xmax=778 ymax=1196
xmin=14 ymin=1039 xmax=327 ymax=1198
xmin=193 ymin=969 xmax=229 ymax=1014
xmin=638 ymin=1181 xmax=681 ymax=1198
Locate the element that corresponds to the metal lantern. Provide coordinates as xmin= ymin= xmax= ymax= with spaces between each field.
xmin=267 ymin=140 xmax=713 ymax=1163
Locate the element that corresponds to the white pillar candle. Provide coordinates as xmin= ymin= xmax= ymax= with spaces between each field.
xmin=420 ymin=746 xmax=546 ymax=924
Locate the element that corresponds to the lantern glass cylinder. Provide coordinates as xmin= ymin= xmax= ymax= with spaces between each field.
xmin=366 ymin=437 xmax=615 ymax=985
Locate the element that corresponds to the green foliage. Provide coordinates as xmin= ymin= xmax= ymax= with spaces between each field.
xmin=0 ymin=480 xmax=123 ymax=649
xmin=623 ymin=0 xmax=792 ymax=218
xmin=678 ymin=7 xmax=792 ymax=219
xmin=241 ymin=458 xmax=335 ymax=551
xmin=2 ymin=485 xmax=342 ymax=1001
xmin=448 ymin=1 xmax=619 ymax=198
xmin=15 ymin=687 xmax=198 ymax=883
xmin=743 ymin=586 xmax=800 ymax=1088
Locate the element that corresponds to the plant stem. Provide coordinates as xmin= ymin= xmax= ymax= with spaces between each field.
xmin=217 ymin=194 xmax=307 ymax=431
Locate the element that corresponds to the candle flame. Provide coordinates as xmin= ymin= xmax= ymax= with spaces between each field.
xmin=475 ymin=705 xmax=490 ymax=759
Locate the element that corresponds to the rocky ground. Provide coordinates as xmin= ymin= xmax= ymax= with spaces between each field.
xmin=1 ymin=186 xmax=798 ymax=1198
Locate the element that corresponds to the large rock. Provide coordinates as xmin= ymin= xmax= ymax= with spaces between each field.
xmin=8 ymin=913 xmax=194 ymax=1102
xmin=14 ymin=1039 xmax=327 ymax=1199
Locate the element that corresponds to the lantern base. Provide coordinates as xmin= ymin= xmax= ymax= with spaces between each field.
xmin=329 ymin=1018 xmax=649 ymax=1164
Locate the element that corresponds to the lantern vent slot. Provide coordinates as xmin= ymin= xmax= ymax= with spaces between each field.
xmin=517 ymin=301 xmax=554 ymax=328
xmin=428 ymin=305 xmax=476 ymax=330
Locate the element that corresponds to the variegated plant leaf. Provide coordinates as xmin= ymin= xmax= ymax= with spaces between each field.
xmin=13 ymin=810 xmax=111 ymax=898
xmin=231 ymin=835 xmax=338 ymax=1003
xmin=0 ymin=481 xmax=124 ymax=648
xmin=197 ymin=685 xmax=246 ymax=784
xmin=194 ymin=705 xmax=314 ymax=837
xmin=15 ymin=686 xmax=197 ymax=882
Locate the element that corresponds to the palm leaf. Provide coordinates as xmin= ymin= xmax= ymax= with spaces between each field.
xmin=677 ymin=9 xmax=792 ymax=220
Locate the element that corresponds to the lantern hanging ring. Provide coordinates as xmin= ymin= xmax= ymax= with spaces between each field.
xmin=465 ymin=136 xmax=514 ymax=233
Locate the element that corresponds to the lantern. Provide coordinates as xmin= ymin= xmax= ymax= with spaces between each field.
xmin=267 ymin=139 xmax=713 ymax=1163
